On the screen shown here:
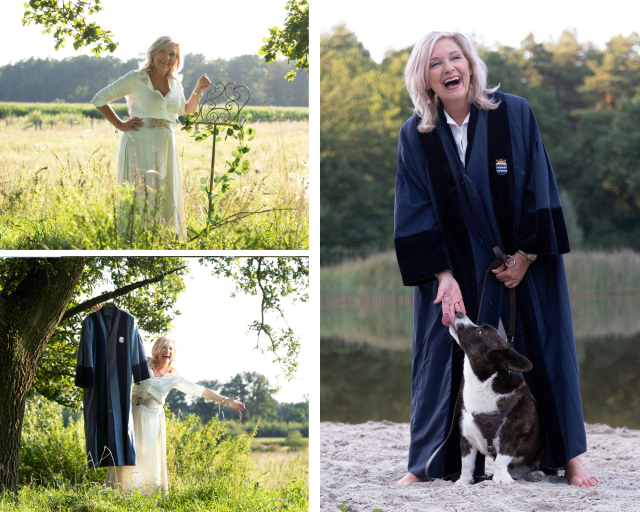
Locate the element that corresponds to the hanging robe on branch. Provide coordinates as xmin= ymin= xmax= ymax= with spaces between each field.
xmin=75 ymin=305 xmax=151 ymax=468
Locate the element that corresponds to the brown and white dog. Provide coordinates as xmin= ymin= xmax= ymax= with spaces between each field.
xmin=448 ymin=311 xmax=545 ymax=485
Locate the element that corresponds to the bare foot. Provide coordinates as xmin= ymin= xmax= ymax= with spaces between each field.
xmin=389 ymin=472 xmax=425 ymax=487
xmin=563 ymin=456 xmax=599 ymax=488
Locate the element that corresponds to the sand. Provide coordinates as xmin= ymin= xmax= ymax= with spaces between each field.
xmin=321 ymin=421 xmax=640 ymax=512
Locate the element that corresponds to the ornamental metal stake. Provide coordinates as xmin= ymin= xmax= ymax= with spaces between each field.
xmin=194 ymin=82 xmax=250 ymax=229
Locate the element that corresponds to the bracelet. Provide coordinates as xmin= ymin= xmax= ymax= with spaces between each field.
xmin=219 ymin=397 xmax=227 ymax=405
xmin=517 ymin=250 xmax=537 ymax=263
xmin=195 ymin=90 xmax=202 ymax=99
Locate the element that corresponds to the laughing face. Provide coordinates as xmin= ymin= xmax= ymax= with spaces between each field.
xmin=427 ymin=38 xmax=472 ymax=111
xmin=160 ymin=340 xmax=175 ymax=367
xmin=152 ymin=43 xmax=178 ymax=75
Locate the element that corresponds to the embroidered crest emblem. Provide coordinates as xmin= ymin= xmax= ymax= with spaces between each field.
xmin=119 ymin=337 xmax=124 ymax=343
xmin=496 ymin=159 xmax=507 ymax=175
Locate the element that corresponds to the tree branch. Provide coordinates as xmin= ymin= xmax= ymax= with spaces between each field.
xmin=61 ymin=265 xmax=186 ymax=321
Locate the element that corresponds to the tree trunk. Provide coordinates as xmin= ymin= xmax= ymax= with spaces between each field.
xmin=0 ymin=258 xmax=85 ymax=491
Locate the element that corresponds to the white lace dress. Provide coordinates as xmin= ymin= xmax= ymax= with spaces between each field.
xmin=105 ymin=361 xmax=204 ymax=493
xmin=91 ymin=70 xmax=188 ymax=239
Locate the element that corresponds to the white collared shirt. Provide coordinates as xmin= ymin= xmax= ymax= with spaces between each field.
xmin=91 ymin=69 xmax=187 ymax=123
xmin=443 ymin=109 xmax=470 ymax=168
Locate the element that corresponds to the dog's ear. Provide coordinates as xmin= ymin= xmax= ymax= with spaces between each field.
xmin=489 ymin=347 xmax=532 ymax=372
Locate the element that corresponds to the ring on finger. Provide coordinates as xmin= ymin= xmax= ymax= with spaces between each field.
xmin=506 ymin=281 xmax=513 ymax=286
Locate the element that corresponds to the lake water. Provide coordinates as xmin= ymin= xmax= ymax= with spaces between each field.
xmin=321 ymin=297 xmax=640 ymax=429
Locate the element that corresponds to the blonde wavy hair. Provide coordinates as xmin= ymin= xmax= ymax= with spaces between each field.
xmin=139 ymin=35 xmax=183 ymax=80
xmin=405 ymin=31 xmax=500 ymax=132
xmin=149 ymin=336 xmax=177 ymax=371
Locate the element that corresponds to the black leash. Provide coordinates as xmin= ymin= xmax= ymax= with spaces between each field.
xmin=424 ymin=246 xmax=516 ymax=481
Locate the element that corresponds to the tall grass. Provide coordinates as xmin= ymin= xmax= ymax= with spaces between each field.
xmin=321 ymin=249 xmax=640 ymax=298
xmin=0 ymin=116 xmax=308 ymax=249
xmin=2 ymin=396 xmax=307 ymax=511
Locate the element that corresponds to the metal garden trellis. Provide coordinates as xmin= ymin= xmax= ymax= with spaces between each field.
xmin=193 ymin=81 xmax=250 ymax=222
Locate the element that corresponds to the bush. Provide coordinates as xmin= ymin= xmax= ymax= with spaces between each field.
xmin=7 ymin=395 xmax=308 ymax=511
xmin=19 ymin=395 xmax=106 ymax=486
xmin=238 ymin=420 xmax=308 ymax=437
xmin=284 ymin=432 xmax=309 ymax=451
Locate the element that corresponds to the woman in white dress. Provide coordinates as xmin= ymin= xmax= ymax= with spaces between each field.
xmin=104 ymin=334 xmax=245 ymax=494
xmin=91 ymin=35 xmax=212 ymax=240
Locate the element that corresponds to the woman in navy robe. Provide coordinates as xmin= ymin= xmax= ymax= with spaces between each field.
xmin=391 ymin=31 xmax=598 ymax=488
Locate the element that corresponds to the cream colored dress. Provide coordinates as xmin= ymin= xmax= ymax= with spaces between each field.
xmin=105 ymin=361 xmax=204 ymax=494
xmin=91 ymin=70 xmax=188 ymax=239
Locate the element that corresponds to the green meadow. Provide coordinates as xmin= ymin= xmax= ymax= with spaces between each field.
xmin=0 ymin=104 xmax=309 ymax=250
xmin=0 ymin=398 xmax=308 ymax=511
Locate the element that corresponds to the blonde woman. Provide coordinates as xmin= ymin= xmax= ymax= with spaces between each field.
xmin=97 ymin=323 xmax=245 ymax=494
xmin=91 ymin=35 xmax=212 ymax=240
xmin=392 ymin=31 xmax=597 ymax=487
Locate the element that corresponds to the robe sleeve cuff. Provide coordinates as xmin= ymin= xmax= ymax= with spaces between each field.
xmin=394 ymin=229 xmax=452 ymax=286
xmin=74 ymin=366 xmax=94 ymax=388
xmin=132 ymin=361 xmax=152 ymax=385
xmin=517 ymin=207 xmax=570 ymax=256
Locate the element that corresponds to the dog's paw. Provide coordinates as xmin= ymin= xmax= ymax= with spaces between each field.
xmin=492 ymin=473 xmax=515 ymax=485
xmin=455 ymin=476 xmax=474 ymax=486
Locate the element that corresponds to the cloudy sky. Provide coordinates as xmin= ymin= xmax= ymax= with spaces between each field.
xmin=318 ymin=0 xmax=640 ymax=62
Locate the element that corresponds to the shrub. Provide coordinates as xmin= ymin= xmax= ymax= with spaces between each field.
xmin=284 ymin=432 xmax=309 ymax=451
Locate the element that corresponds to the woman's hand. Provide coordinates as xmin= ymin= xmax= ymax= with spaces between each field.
xmin=224 ymin=397 xmax=245 ymax=412
xmin=92 ymin=304 xmax=102 ymax=312
xmin=492 ymin=252 xmax=530 ymax=288
xmin=194 ymin=74 xmax=212 ymax=96
xmin=119 ymin=117 xmax=144 ymax=132
xmin=434 ymin=271 xmax=466 ymax=322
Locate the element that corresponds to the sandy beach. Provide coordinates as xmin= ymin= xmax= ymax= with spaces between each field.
xmin=321 ymin=421 xmax=640 ymax=512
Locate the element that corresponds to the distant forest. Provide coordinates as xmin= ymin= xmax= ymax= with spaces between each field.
xmin=0 ymin=53 xmax=308 ymax=106
xmin=321 ymin=26 xmax=640 ymax=262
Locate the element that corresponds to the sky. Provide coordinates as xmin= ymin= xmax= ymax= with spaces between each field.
xmin=94 ymin=258 xmax=309 ymax=404
xmin=2 ymin=0 xmax=290 ymax=65
xmin=318 ymin=0 xmax=640 ymax=63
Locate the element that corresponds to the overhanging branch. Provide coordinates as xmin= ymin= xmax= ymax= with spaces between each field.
xmin=61 ymin=265 xmax=186 ymax=321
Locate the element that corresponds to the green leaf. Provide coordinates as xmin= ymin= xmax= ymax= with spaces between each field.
xmin=200 ymin=177 xmax=207 ymax=184
xmin=242 ymin=160 xmax=250 ymax=168
xmin=337 ymin=504 xmax=347 ymax=512
xmin=227 ymin=128 xmax=234 ymax=136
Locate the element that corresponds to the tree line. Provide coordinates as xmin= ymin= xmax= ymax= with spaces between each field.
xmin=166 ymin=372 xmax=309 ymax=437
xmin=0 ymin=53 xmax=308 ymax=106
xmin=321 ymin=25 xmax=640 ymax=263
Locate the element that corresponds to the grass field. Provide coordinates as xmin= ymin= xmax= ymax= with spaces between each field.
xmin=0 ymin=399 xmax=308 ymax=511
xmin=0 ymin=114 xmax=308 ymax=249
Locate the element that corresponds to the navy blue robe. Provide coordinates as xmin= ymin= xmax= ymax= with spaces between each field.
xmin=394 ymin=92 xmax=586 ymax=478
xmin=75 ymin=306 xmax=151 ymax=468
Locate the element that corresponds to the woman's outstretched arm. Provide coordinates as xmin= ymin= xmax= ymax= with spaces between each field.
xmin=202 ymin=388 xmax=245 ymax=412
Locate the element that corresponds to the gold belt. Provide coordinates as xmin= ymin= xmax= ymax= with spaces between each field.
xmin=132 ymin=395 xmax=163 ymax=409
xmin=141 ymin=118 xmax=174 ymax=131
